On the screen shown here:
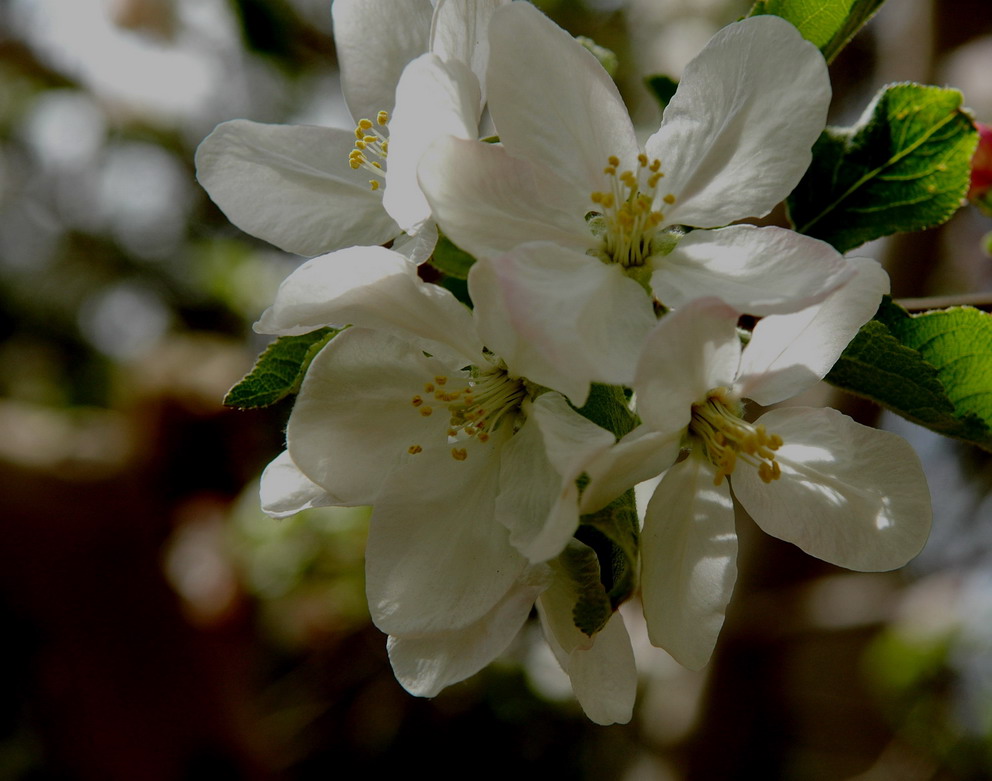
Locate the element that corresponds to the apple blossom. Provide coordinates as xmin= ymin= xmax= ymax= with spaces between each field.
xmin=581 ymin=260 xmax=932 ymax=670
xmin=419 ymin=4 xmax=854 ymax=402
xmin=195 ymin=0 xmax=506 ymax=259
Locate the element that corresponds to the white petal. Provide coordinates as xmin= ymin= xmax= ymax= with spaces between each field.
xmin=736 ymin=257 xmax=889 ymax=406
xmin=287 ymin=328 xmax=459 ymax=505
xmin=419 ymin=136 xmax=592 ymax=260
xmin=731 ymin=407 xmax=932 ymax=571
xmin=195 ymin=120 xmax=398 ymax=255
xmin=366 ymin=432 xmax=527 ymax=634
xmin=581 ymin=425 xmax=682 ymax=515
xmin=537 ymin=549 xmax=636 ymax=725
xmin=387 ymin=563 xmax=551 ymax=697
xmin=497 ymin=395 xmax=615 ymax=563
xmin=383 ymin=54 xmax=481 ymax=234
xmin=653 ymin=225 xmax=854 ymax=316
xmin=332 ymin=0 xmax=433 ymax=121
xmin=641 ymin=456 xmax=738 ymax=670
xmin=254 ymin=245 xmax=482 ymax=361
xmin=390 ymin=220 xmax=438 ymax=265
xmin=486 ymin=2 xmax=639 ymax=193
xmin=469 ymin=243 xmax=657 ymax=406
xmin=645 ymin=15 xmax=830 ymax=227
xmin=634 ymin=298 xmax=741 ymax=433
xmin=429 ymin=0 xmax=508 ymax=104
xmin=259 ymin=450 xmax=338 ymax=519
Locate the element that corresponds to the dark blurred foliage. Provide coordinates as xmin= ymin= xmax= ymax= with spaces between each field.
xmin=0 ymin=1 xmax=991 ymax=779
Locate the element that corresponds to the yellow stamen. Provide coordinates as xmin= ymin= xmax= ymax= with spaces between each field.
xmin=690 ymin=389 xmax=783 ymax=486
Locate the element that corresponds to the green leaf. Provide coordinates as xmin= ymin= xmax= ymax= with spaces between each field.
xmin=644 ymin=74 xmax=678 ymax=111
xmin=575 ymin=489 xmax=639 ymax=617
xmin=224 ymin=328 xmax=338 ymax=409
xmin=827 ymin=298 xmax=992 ymax=452
xmin=748 ymin=0 xmax=885 ymax=62
xmin=788 ymin=83 xmax=978 ymax=253
xmin=429 ymin=234 xmax=476 ymax=280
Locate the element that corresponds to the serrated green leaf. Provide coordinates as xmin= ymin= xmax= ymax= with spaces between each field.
xmin=827 ymin=298 xmax=992 ymax=451
xmin=429 ymin=234 xmax=476 ymax=280
xmin=644 ymin=74 xmax=678 ymax=111
xmin=749 ymin=0 xmax=884 ymax=62
xmin=224 ymin=327 xmax=338 ymax=409
xmin=788 ymin=83 xmax=977 ymax=253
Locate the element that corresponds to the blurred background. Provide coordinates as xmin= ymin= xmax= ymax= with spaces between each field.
xmin=1 ymin=0 xmax=991 ymax=778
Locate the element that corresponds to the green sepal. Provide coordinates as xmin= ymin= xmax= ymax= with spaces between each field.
xmin=748 ymin=0 xmax=885 ymax=63
xmin=429 ymin=234 xmax=476 ymax=280
xmin=827 ymin=297 xmax=992 ymax=452
xmin=788 ymin=83 xmax=978 ymax=253
xmin=224 ymin=327 xmax=339 ymax=409
xmin=644 ymin=74 xmax=678 ymax=111
xmin=556 ymin=539 xmax=614 ymax=637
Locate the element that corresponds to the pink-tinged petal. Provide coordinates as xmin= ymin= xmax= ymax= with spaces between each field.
xmin=634 ymin=298 xmax=741 ymax=433
xmin=537 ymin=546 xmax=636 ymax=725
xmin=384 ymin=55 xmax=481 ymax=234
xmin=487 ymin=2 xmax=638 ymax=194
xmin=497 ymin=394 xmax=615 ymax=563
xmin=731 ymin=407 xmax=932 ymax=571
xmin=641 ymin=455 xmax=738 ymax=670
xmin=366 ymin=432 xmax=528 ymax=634
xmin=287 ymin=328 xmax=459 ymax=505
xmin=195 ymin=120 xmax=398 ymax=255
xmin=332 ymin=0 xmax=433 ymax=121
xmin=429 ymin=0 xmax=509 ymax=105
xmin=470 ymin=243 xmax=657 ymax=406
xmin=387 ymin=563 xmax=551 ymax=697
xmin=736 ymin=257 xmax=889 ymax=406
xmin=645 ymin=15 xmax=830 ymax=227
xmin=653 ymin=225 xmax=854 ymax=316
xmin=580 ymin=425 xmax=682 ymax=515
xmin=259 ymin=450 xmax=339 ymax=519
xmin=419 ymin=136 xmax=592 ymax=260
xmin=254 ymin=245 xmax=482 ymax=361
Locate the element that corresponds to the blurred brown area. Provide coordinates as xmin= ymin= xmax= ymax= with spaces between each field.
xmin=0 ymin=1 xmax=991 ymax=779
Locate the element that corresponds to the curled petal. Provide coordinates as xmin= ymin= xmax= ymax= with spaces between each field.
xmin=646 ymin=15 xmax=830 ymax=228
xmin=652 ymin=225 xmax=854 ymax=316
xmin=259 ymin=450 xmax=338 ymax=519
xmin=731 ymin=407 xmax=932 ymax=572
xmin=387 ymin=563 xmax=551 ymax=697
xmin=195 ymin=120 xmax=398 ymax=255
xmin=641 ymin=456 xmax=738 ymax=670
xmin=736 ymin=257 xmax=889 ymax=406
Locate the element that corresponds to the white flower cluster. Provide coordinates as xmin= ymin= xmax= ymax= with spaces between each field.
xmin=196 ymin=0 xmax=932 ymax=724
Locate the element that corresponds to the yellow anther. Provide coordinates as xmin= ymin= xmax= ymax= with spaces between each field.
xmin=478 ymin=432 xmax=490 ymax=443
xmin=648 ymin=212 xmax=664 ymax=227
xmin=648 ymin=173 xmax=663 ymax=188
xmin=355 ymin=139 xmax=367 ymax=150
xmin=349 ymin=159 xmax=361 ymax=170
xmin=424 ymin=383 xmax=435 ymax=393
xmin=420 ymin=406 xmax=433 ymax=417
xmin=591 ymin=191 xmax=604 ymax=204
xmin=603 ymin=166 xmax=616 ymax=176
xmin=601 ymin=193 xmax=615 ymax=208
xmin=451 ymin=447 xmax=468 ymax=461
xmin=663 ymin=193 xmax=676 ymax=204
xmin=608 ymin=155 xmax=620 ymax=167
xmin=447 ymin=428 xmax=457 ymax=437
xmin=358 ymin=118 xmax=373 ymax=130
xmin=381 ymin=141 xmax=389 ymax=154
xmin=637 ymin=153 xmax=649 ymax=167
xmin=411 ymin=395 xmax=423 ymax=407
xmin=354 ymin=127 xmax=364 ymax=140
xmin=649 ymin=159 xmax=661 ymax=172
xmin=408 ymin=445 xmax=423 ymax=454
xmin=363 ymin=135 xmax=376 ymax=144
xmin=371 ymin=161 xmax=382 ymax=169
xmin=377 ymin=110 xmax=389 ymax=125
xmin=435 ymin=376 xmax=448 ymax=385
xmin=370 ymin=180 xmax=380 ymax=191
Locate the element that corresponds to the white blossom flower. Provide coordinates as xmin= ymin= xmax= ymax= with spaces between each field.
xmin=419 ymin=4 xmax=853 ymax=402
xmin=581 ymin=259 xmax=932 ymax=670
xmin=195 ymin=0 xmax=507 ymax=259
xmin=254 ymin=244 xmax=618 ymax=636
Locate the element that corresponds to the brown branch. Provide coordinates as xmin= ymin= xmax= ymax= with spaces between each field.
xmin=896 ymin=293 xmax=992 ymax=312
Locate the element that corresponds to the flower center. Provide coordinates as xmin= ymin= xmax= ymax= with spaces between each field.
xmin=689 ymin=388 xmax=783 ymax=486
xmin=348 ymin=110 xmax=390 ymax=191
xmin=589 ymin=153 xmax=676 ymax=268
xmin=407 ymin=362 xmax=527 ymax=460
